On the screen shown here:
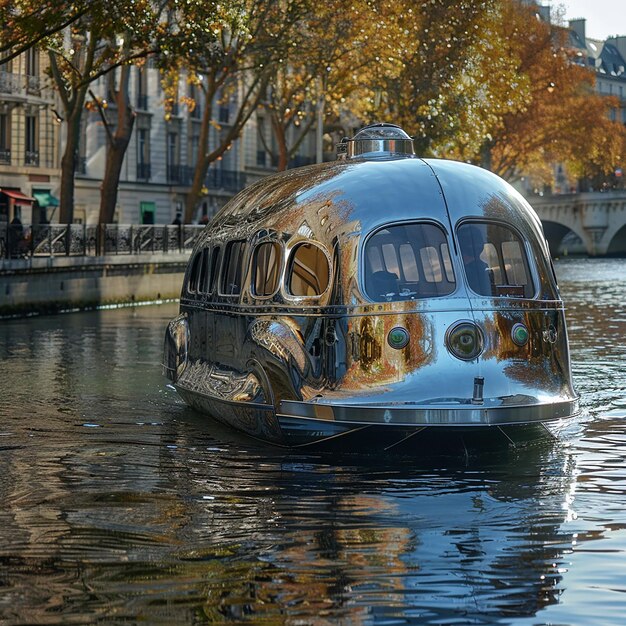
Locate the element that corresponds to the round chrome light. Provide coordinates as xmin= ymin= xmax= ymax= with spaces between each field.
xmin=446 ymin=321 xmax=483 ymax=361
xmin=388 ymin=326 xmax=410 ymax=350
xmin=511 ymin=322 xmax=529 ymax=346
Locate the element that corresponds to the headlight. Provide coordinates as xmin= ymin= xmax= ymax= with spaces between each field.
xmin=446 ymin=321 xmax=483 ymax=361
xmin=511 ymin=322 xmax=529 ymax=346
xmin=387 ymin=326 xmax=410 ymax=350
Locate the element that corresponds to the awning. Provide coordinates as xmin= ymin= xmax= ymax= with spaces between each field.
xmin=33 ymin=191 xmax=60 ymax=208
xmin=1 ymin=189 xmax=35 ymax=204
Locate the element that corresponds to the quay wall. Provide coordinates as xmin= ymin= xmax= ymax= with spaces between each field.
xmin=0 ymin=254 xmax=189 ymax=317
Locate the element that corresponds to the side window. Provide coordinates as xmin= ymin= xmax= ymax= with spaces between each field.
xmin=187 ymin=250 xmax=202 ymax=293
xmin=287 ymin=242 xmax=330 ymax=297
xmin=208 ymin=246 xmax=220 ymax=294
xmin=220 ymin=240 xmax=246 ymax=296
xmin=187 ymin=247 xmax=219 ymax=295
xmin=364 ymin=222 xmax=456 ymax=301
xmin=252 ymin=241 xmax=281 ymax=297
xmin=457 ymin=222 xmax=534 ymax=298
xmin=440 ymin=243 xmax=455 ymax=283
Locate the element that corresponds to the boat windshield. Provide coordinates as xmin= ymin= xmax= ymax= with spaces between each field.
xmin=363 ymin=222 xmax=456 ymax=302
xmin=457 ymin=222 xmax=535 ymax=298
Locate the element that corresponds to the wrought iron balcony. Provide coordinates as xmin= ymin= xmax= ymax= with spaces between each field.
xmin=136 ymin=95 xmax=148 ymax=110
xmin=25 ymin=150 xmax=39 ymax=166
xmin=137 ymin=162 xmax=151 ymax=180
xmin=167 ymin=164 xmax=182 ymax=183
xmin=25 ymin=75 xmax=41 ymax=95
xmin=0 ymin=71 xmax=22 ymax=94
xmin=205 ymin=168 xmax=246 ymax=192
xmin=0 ymin=148 xmax=11 ymax=164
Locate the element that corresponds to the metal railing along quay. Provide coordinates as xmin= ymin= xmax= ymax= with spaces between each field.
xmin=0 ymin=223 xmax=205 ymax=260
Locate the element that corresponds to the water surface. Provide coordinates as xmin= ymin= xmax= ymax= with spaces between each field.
xmin=0 ymin=257 xmax=624 ymax=625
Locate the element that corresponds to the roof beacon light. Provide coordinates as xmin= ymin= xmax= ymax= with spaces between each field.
xmin=338 ymin=122 xmax=415 ymax=160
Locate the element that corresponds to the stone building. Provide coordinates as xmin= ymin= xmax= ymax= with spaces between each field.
xmin=0 ymin=49 xmax=319 ymax=226
xmin=0 ymin=48 xmax=60 ymax=225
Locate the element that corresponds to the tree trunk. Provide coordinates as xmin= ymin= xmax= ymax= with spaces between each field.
xmin=98 ymin=118 xmax=135 ymax=224
xmin=98 ymin=65 xmax=135 ymax=225
xmin=277 ymin=134 xmax=289 ymax=171
xmin=58 ymin=111 xmax=82 ymax=224
xmin=184 ymin=153 xmax=208 ymax=224
xmin=271 ymin=114 xmax=289 ymax=171
xmin=183 ymin=73 xmax=268 ymax=223
xmin=184 ymin=92 xmax=213 ymax=224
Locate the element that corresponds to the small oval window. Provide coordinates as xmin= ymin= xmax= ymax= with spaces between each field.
xmin=287 ymin=242 xmax=330 ymax=297
xmin=252 ymin=242 xmax=281 ymax=297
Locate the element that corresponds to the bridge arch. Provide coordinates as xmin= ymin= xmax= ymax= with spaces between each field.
xmin=530 ymin=192 xmax=626 ymax=257
xmin=606 ymin=224 xmax=626 ymax=256
xmin=542 ymin=220 xmax=586 ymax=257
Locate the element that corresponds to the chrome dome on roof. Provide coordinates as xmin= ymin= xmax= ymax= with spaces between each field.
xmin=337 ymin=122 xmax=416 ymax=160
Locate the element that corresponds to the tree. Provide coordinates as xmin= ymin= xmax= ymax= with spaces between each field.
xmin=45 ymin=1 xmax=161 ymax=223
xmin=370 ymin=0 xmax=517 ymax=158
xmin=478 ymin=1 xmax=626 ymax=187
xmin=87 ymin=3 xmax=165 ymax=224
xmin=0 ymin=2 xmax=89 ymax=65
xmin=259 ymin=0 xmax=394 ymax=171
xmin=162 ymin=0 xmax=308 ymax=223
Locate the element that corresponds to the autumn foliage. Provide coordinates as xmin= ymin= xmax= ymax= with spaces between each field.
xmin=1 ymin=0 xmax=624 ymax=222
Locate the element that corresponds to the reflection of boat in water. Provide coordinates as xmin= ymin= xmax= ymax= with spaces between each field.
xmin=164 ymin=123 xmax=579 ymax=448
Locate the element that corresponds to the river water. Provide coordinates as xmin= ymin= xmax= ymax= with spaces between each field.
xmin=0 ymin=257 xmax=624 ymax=625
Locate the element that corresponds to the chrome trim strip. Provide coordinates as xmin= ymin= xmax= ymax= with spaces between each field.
xmin=278 ymin=398 xmax=580 ymax=426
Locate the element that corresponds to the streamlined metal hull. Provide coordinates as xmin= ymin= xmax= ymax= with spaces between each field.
xmin=164 ymin=124 xmax=579 ymax=449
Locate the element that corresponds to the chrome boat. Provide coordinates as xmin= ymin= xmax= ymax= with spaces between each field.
xmin=164 ymin=123 xmax=579 ymax=449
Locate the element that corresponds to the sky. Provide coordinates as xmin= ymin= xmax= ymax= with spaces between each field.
xmin=549 ymin=0 xmax=626 ymax=40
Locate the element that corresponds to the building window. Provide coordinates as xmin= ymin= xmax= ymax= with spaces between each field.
xmin=456 ymin=222 xmax=534 ymax=298
xmin=25 ymin=48 xmax=40 ymax=93
xmin=136 ymin=66 xmax=148 ymax=110
xmin=25 ymin=114 xmax=39 ymax=166
xmin=189 ymin=132 xmax=199 ymax=166
xmin=137 ymin=128 xmax=150 ymax=179
xmin=287 ymin=242 xmax=330 ymax=297
xmin=364 ymin=222 xmax=455 ymax=301
xmin=0 ymin=112 xmax=10 ymax=164
xmin=25 ymin=48 xmax=38 ymax=75
xmin=167 ymin=131 xmax=179 ymax=182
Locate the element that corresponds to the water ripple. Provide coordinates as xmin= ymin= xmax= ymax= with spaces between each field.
xmin=0 ymin=262 xmax=625 ymax=624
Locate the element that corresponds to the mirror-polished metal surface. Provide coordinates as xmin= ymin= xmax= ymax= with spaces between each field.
xmin=164 ymin=124 xmax=579 ymax=448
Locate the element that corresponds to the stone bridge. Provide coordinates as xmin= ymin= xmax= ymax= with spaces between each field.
xmin=528 ymin=191 xmax=626 ymax=256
